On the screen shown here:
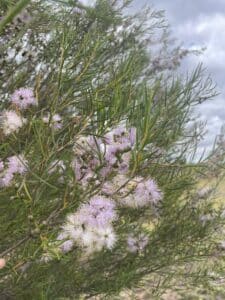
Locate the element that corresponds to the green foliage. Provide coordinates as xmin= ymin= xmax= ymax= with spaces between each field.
xmin=0 ymin=1 xmax=225 ymax=299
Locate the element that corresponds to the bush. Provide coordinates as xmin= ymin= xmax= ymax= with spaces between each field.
xmin=0 ymin=1 xmax=224 ymax=299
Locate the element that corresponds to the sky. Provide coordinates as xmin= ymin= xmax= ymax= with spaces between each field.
xmin=81 ymin=0 xmax=225 ymax=156
xmin=132 ymin=0 xmax=225 ymax=156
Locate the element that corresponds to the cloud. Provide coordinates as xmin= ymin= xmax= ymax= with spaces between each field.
xmin=175 ymin=12 xmax=225 ymax=153
xmin=132 ymin=0 xmax=225 ymax=155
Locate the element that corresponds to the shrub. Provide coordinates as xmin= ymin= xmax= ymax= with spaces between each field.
xmin=0 ymin=1 xmax=224 ymax=299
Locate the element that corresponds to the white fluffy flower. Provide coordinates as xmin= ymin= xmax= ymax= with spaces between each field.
xmin=1 ymin=110 xmax=26 ymax=135
xmin=96 ymin=226 xmax=117 ymax=250
xmin=80 ymin=229 xmax=97 ymax=248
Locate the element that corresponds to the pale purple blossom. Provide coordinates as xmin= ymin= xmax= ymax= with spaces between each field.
xmin=7 ymin=155 xmax=28 ymax=175
xmin=105 ymin=145 xmax=118 ymax=165
xmin=135 ymin=179 xmax=162 ymax=206
xmin=80 ymin=196 xmax=117 ymax=227
xmin=0 ymin=171 xmax=14 ymax=187
xmin=11 ymin=88 xmax=37 ymax=110
xmin=120 ymin=177 xmax=162 ymax=208
xmin=59 ymin=195 xmax=117 ymax=254
xmin=0 ymin=154 xmax=28 ymax=187
xmin=104 ymin=125 xmax=136 ymax=148
xmin=99 ymin=165 xmax=112 ymax=178
xmin=71 ymin=126 xmax=136 ymax=188
xmin=127 ymin=233 xmax=149 ymax=253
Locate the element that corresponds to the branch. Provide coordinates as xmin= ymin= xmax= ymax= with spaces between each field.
xmin=0 ymin=0 xmax=31 ymax=34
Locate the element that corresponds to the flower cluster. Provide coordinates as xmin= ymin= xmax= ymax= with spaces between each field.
xmin=47 ymin=124 xmax=163 ymax=256
xmin=71 ymin=125 xmax=162 ymax=208
xmin=0 ymin=88 xmax=163 ymax=259
xmin=0 ymin=110 xmax=26 ymax=136
xmin=0 ymin=87 xmax=37 ymax=136
xmin=58 ymin=196 xmax=117 ymax=254
xmin=72 ymin=125 xmax=136 ymax=187
xmin=11 ymin=88 xmax=37 ymax=110
xmin=0 ymin=155 xmax=28 ymax=187
xmin=102 ymin=174 xmax=162 ymax=208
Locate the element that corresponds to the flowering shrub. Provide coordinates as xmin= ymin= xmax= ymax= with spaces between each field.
xmin=1 ymin=89 xmax=163 ymax=258
xmin=0 ymin=1 xmax=225 ymax=299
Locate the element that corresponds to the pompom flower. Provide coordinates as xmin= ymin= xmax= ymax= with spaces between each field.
xmin=102 ymin=175 xmax=162 ymax=208
xmin=58 ymin=195 xmax=117 ymax=254
xmin=7 ymin=155 xmax=28 ymax=175
xmin=1 ymin=110 xmax=26 ymax=135
xmin=0 ymin=154 xmax=28 ymax=187
xmin=11 ymin=88 xmax=37 ymax=110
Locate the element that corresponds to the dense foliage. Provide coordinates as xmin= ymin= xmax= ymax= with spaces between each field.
xmin=0 ymin=1 xmax=225 ymax=299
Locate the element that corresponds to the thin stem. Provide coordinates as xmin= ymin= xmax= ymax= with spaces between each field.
xmin=0 ymin=0 xmax=31 ymax=34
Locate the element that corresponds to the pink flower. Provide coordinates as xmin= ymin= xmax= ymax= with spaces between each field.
xmin=11 ymin=88 xmax=37 ymax=110
xmin=0 ymin=155 xmax=28 ymax=188
xmin=0 ymin=258 xmax=6 ymax=269
xmin=0 ymin=171 xmax=14 ymax=187
xmin=80 ymin=196 xmax=117 ymax=228
xmin=7 ymin=155 xmax=28 ymax=175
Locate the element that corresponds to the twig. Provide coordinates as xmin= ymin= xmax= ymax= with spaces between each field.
xmin=0 ymin=236 xmax=30 ymax=258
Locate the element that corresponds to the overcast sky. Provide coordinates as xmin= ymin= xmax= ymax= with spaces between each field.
xmin=132 ymin=0 xmax=225 ymax=156
xmin=82 ymin=0 xmax=225 ymax=156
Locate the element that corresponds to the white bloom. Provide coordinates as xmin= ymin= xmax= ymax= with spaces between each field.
xmin=1 ymin=110 xmax=26 ymax=135
xmin=80 ymin=229 xmax=97 ymax=247
xmin=96 ymin=226 xmax=117 ymax=250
